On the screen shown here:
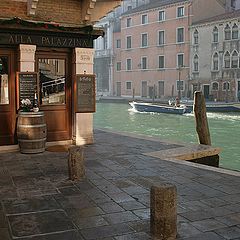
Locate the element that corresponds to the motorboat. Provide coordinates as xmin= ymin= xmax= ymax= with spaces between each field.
xmin=129 ymin=101 xmax=191 ymax=115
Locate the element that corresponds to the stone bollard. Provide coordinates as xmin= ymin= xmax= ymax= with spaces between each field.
xmin=68 ymin=146 xmax=85 ymax=181
xmin=150 ymin=183 xmax=177 ymax=240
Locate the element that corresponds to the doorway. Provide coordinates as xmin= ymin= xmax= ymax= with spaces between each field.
xmin=116 ymin=82 xmax=121 ymax=96
xmin=142 ymin=81 xmax=147 ymax=97
xmin=0 ymin=49 xmax=16 ymax=145
xmin=203 ymin=84 xmax=210 ymax=100
xmin=36 ymin=50 xmax=72 ymax=141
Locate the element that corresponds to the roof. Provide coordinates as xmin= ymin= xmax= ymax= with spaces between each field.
xmin=122 ymin=0 xmax=188 ymax=16
xmin=193 ymin=9 xmax=240 ymax=26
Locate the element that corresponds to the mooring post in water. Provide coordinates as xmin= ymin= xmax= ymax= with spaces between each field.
xmin=193 ymin=91 xmax=211 ymax=145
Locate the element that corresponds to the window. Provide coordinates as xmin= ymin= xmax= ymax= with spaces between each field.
xmin=223 ymin=81 xmax=230 ymax=91
xmin=193 ymin=55 xmax=199 ymax=72
xmin=231 ymin=50 xmax=238 ymax=68
xmin=116 ymin=39 xmax=121 ymax=48
xmin=213 ymin=26 xmax=218 ymax=43
xmin=158 ymin=30 xmax=165 ymax=45
xmin=232 ymin=23 xmax=238 ymax=39
xmin=0 ymin=57 xmax=9 ymax=104
xmin=159 ymin=55 xmax=165 ymax=69
xmin=224 ymin=24 xmax=231 ymax=40
xmin=177 ymin=6 xmax=184 ymax=17
xmin=126 ymin=18 xmax=132 ymax=28
xmin=212 ymin=82 xmax=219 ymax=91
xmin=224 ymin=51 xmax=230 ymax=68
xmin=127 ymin=5 xmax=132 ymax=11
xmin=141 ymin=14 xmax=148 ymax=24
xmin=126 ymin=81 xmax=132 ymax=90
xmin=39 ymin=58 xmax=66 ymax=105
xmin=141 ymin=33 xmax=148 ymax=47
xmin=159 ymin=10 xmax=165 ymax=21
xmin=212 ymin=52 xmax=219 ymax=71
xmin=177 ymin=53 xmax=184 ymax=67
xmin=141 ymin=57 xmax=147 ymax=69
xmin=126 ymin=36 xmax=132 ymax=49
xmin=116 ymin=62 xmax=121 ymax=71
xmin=231 ymin=0 xmax=236 ymax=8
xmin=177 ymin=27 xmax=184 ymax=43
xmin=193 ymin=29 xmax=198 ymax=45
xmin=177 ymin=80 xmax=184 ymax=91
xmin=126 ymin=58 xmax=132 ymax=71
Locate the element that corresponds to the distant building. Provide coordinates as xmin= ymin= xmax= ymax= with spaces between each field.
xmin=94 ymin=0 xmax=149 ymax=96
xmin=112 ymin=0 xmax=229 ymax=99
xmin=190 ymin=9 xmax=240 ymax=102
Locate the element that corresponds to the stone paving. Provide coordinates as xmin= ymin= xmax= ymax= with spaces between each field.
xmin=0 ymin=129 xmax=240 ymax=240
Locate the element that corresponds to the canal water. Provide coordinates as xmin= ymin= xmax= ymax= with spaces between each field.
xmin=94 ymin=102 xmax=240 ymax=172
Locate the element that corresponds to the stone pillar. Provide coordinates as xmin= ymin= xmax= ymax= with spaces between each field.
xmin=19 ymin=44 xmax=36 ymax=72
xmin=74 ymin=48 xmax=94 ymax=145
xmin=150 ymin=183 xmax=177 ymax=240
xmin=68 ymin=146 xmax=85 ymax=181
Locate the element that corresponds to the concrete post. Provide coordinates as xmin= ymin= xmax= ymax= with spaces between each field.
xmin=68 ymin=146 xmax=85 ymax=181
xmin=74 ymin=48 xmax=94 ymax=145
xmin=150 ymin=183 xmax=177 ymax=240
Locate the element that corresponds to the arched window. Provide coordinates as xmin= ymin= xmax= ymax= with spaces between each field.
xmin=193 ymin=54 xmax=199 ymax=72
xmin=232 ymin=23 xmax=238 ymax=39
xmin=193 ymin=29 xmax=198 ymax=45
xmin=212 ymin=52 xmax=219 ymax=71
xmin=231 ymin=50 xmax=238 ymax=68
xmin=223 ymin=81 xmax=230 ymax=91
xmin=212 ymin=82 xmax=219 ymax=91
xmin=224 ymin=51 xmax=230 ymax=68
xmin=213 ymin=26 xmax=218 ymax=43
xmin=224 ymin=24 xmax=231 ymax=40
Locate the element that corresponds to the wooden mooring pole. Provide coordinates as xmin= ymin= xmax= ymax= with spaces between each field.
xmin=193 ymin=91 xmax=211 ymax=145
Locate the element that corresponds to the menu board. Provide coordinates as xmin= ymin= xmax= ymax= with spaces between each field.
xmin=75 ymin=74 xmax=96 ymax=113
xmin=17 ymin=72 xmax=38 ymax=107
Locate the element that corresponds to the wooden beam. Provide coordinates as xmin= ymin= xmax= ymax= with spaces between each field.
xmin=194 ymin=91 xmax=211 ymax=145
xmin=82 ymin=0 xmax=122 ymax=23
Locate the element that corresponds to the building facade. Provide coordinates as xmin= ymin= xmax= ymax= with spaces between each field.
xmin=94 ymin=0 xmax=149 ymax=96
xmin=111 ymin=0 xmax=232 ymax=100
xmin=0 ymin=0 xmax=121 ymax=148
xmin=190 ymin=10 xmax=240 ymax=102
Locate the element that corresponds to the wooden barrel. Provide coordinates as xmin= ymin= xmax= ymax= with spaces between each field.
xmin=17 ymin=111 xmax=47 ymax=153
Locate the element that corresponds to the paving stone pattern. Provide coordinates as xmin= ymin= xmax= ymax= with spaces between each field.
xmin=0 ymin=129 xmax=240 ymax=239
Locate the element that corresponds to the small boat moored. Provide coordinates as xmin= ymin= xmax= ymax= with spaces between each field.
xmin=129 ymin=101 xmax=191 ymax=115
xmin=184 ymin=101 xmax=240 ymax=112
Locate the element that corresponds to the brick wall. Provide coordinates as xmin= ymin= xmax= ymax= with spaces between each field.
xmin=35 ymin=0 xmax=82 ymax=25
xmin=0 ymin=0 xmax=82 ymax=25
xmin=0 ymin=0 xmax=27 ymax=19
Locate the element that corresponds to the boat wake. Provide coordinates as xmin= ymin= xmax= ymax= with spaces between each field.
xmin=207 ymin=112 xmax=240 ymax=121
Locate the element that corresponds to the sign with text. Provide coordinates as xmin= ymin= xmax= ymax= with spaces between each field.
xmin=17 ymin=72 xmax=38 ymax=108
xmin=75 ymin=74 xmax=96 ymax=113
xmin=0 ymin=33 xmax=93 ymax=48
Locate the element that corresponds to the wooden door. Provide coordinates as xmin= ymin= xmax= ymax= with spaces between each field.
xmin=203 ymin=85 xmax=210 ymax=100
xmin=0 ymin=49 xmax=16 ymax=145
xmin=158 ymin=81 xmax=164 ymax=97
xmin=142 ymin=81 xmax=147 ymax=97
xmin=116 ymin=82 xmax=121 ymax=96
xmin=36 ymin=50 xmax=72 ymax=141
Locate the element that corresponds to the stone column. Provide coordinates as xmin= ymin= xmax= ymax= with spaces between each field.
xmin=150 ymin=183 xmax=177 ymax=240
xmin=19 ymin=44 xmax=36 ymax=72
xmin=74 ymin=48 xmax=94 ymax=145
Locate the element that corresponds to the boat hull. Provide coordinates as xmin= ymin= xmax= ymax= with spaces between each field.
xmin=129 ymin=102 xmax=191 ymax=115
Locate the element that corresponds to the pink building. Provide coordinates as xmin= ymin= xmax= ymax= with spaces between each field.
xmin=112 ymin=0 xmax=230 ymax=100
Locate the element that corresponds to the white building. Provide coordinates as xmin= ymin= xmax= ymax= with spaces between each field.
xmin=190 ymin=9 xmax=240 ymax=102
